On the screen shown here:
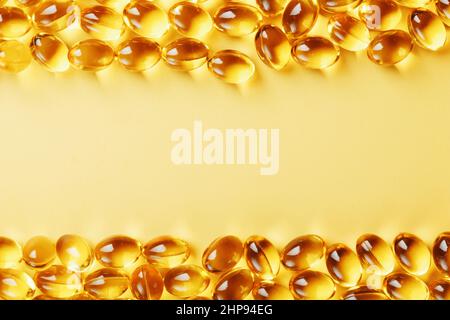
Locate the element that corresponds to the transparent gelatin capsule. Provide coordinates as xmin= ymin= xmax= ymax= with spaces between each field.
xmin=0 ymin=7 xmax=31 ymax=39
xmin=328 ymin=14 xmax=370 ymax=51
xmin=252 ymin=282 xmax=293 ymax=300
xmin=202 ymin=235 xmax=243 ymax=273
xmin=393 ymin=233 xmax=431 ymax=276
xmin=32 ymin=0 xmax=79 ymax=33
xmin=291 ymin=36 xmax=340 ymax=69
xmin=436 ymin=0 xmax=450 ymax=26
xmin=0 ymin=269 xmax=36 ymax=300
xmin=130 ymin=264 xmax=164 ymax=300
xmin=80 ymin=6 xmax=123 ymax=41
xmin=319 ymin=0 xmax=362 ymax=13
xmin=432 ymin=232 xmax=450 ymax=275
xmin=34 ymin=265 xmax=82 ymax=298
xmin=281 ymin=235 xmax=325 ymax=271
xmin=84 ymin=268 xmax=129 ymax=299
xmin=213 ymin=3 xmax=262 ymax=37
xmin=356 ymin=234 xmax=396 ymax=275
xmin=289 ymin=270 xmax=336 ymax=300
xmin=123 ymin=1 xmax=169 ymax=39
xmin=408 ymin=9 xmax=447 ymax=51
xmin=143 ymin=235 xmax=190 ymax=267
xmin=326 ymin=243 xmax=362 ymax=287
xmin=383 ymin=272 xmax=429 ymax=300
xmin=30 ymin=33 xmax=70 ymax=73
xmin=23 ymin=235 xmax=56 ymax=269
xmin=244 ymin=235 xmax=280 ymax=280
xmin=343 ymin=286 xmax=388 ymax=300
xmin=94 ymin=235 xmax=142 ymax=268
xmin=213 ymin=268 xmax=254 ymax=300
xmin=394 ymin=0 xmax=430 ymax=8
xmin=68 ymin=39 xmax=115 ymax=71
xmin=56 ymin=234 xmax=93 ymax=271
xmin=15 ymin=0 xmax=41 ymax=7
xmin=117 ymin=37 xmax=161 ymax=72
xmin=255 ymin=24 xmax=291 ymax=70
xmin=256 ymin=0 xmax=287 ymax=16
xmin=430 ymin=279 xmax=450 ymax=300
xmin=208 ymin=50 xmax=255 ymax=84
xmin=0 ymin=40 xmax=32 ymax=73
xmin=367 ymin=30 xmax=413 ymax=66
xmin=164 ymin=265 xmax=210 ymax=298
xmin=162 ymin=38 xmax=209 ymax=71
xmin=282 ymin=0 xmax=318 ymax=38
xmin=0 ymin=236 xmax=22 ymax=268
xmin=168 ymin=2 xmax=212 ymax=38
xmin=358 ymin=0 xmax=402 ymax=31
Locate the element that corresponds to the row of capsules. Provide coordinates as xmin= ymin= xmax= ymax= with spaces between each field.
xmin=1 ymin=232 xmax=450 ymax=299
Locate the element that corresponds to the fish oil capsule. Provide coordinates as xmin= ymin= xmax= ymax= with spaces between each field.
xmin=433 ymin=232 xmax=450 ymax=275
xmin=393 ymin=233 xmax=431 ymax=275
xmin=70 ymin=293 xmax=95 ymax=300
xmin=208 ymin=50 xmax=255 ymax=84
xmin=343 ymin=286 xmax=388 ymax=300
xmin=34 ymin=265 xmax=82 ymax=298
xmin=80 ymin=6 xmax=123 ymax=41
xmin=213 ymin=268 xmax=254 ymax=300
xmin=68 ymin=39 xmax=114 ymax=71
xmin=213 ymin=3 xmax=262 ymax=37
xmin=282 ymin=0 xmax=318 ymax=38
xmin=291 ymin=36 xmax=340 ymax=69
xmin=169 ymin=2 xmax=212 ymax=38
xmin=408 ymin=9 xmax=447 ymax=51
xmin=289 ymin=270 xmax=336 ymax=300
xmin=367 ymin=30 xmax=413 ymax=66
xmin=0 ymin=40 xmax=32 ymax=73
xmin=30 ymin=33 xmax=70 ymax=73
xmin=319 ymin=0 xmax=362 ymax=13
xmin=32 ymin=0 xmax=78 ymax=33
xmin=0 ymin=269 xmax=36 ymax=300
xmin=117 ymin=37 xmax=161 ymax=72
xmin=430 ymin=279 xmax=450 ymax=300
xmin=326 ymin=243 xmax=362 ymax=287
xmin=281 ymin=235 xmax=325 ymax=271
xmin=256 ymin=0 xmax=287 ymax=16
xmin=383 ymin=272 xmax=429 ymax=300
xmin=162 ymin=38 xmax=209 ymax=71
xmin=252 ymin=282 xmax=293 ymax=300
xmin=0 ymin=7 xmax=31 ymax=39
xmin=23 ymin=235 xmax=56 ymax=269
xmin=143 ymin=236 xmax=190 ymax=267
xmin=95 ymin=235 xmax=141 ymax=268
xmin=15 ymin=0 xmax=40 ymax=7
xmin=436 ymin=0 xmax=450 ymax=26
xmin=130 ymin=264 xmax=164 ymax=300
xmin=255 ymin=24 xmax=290 ymax=70
xmin=0 ymin=236 xmax=22 ymax=268
xmin=85 ymin=268 xmax=129 ymax=299
xmin=244 ymin=235 xmax=280 ymax=280
xmin=358 ymin=0 xmax=401 ymax=31
xmin=356 ymin=234 xmax=396 ymax=275
xmin=328 ymin=14 xmax=370 ymax=51
xmin=202 ymin=235 xmax=243 ymax=273
xmin=394 ymin=0 xmax=430 ymax=8
xmin=56 ymin=234 xmax=93 ymax=272
xmin=123 ymin=1 xmax=169 ymax=39
xmin=164 ymin=265 xmax=210 ymax=298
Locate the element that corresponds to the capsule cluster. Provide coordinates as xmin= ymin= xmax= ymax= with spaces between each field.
xmin=1 ymin=232 xmax=450 ymax=300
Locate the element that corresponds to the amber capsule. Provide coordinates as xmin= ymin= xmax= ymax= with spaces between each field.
xmin=70 ymin=293 xmax=95 ymax=300
xmin=326 ymin=243 xmax=362 ymax=287
xmin=213 ymin=268 xmax=254 ymax=300
xmin=169 ymin=2 xmax=212 ymax=38
xmin=143 ymin=236 xmax=190 ymax=267
xmin=358 ymin=0 xmax=401 ymax=31
xmin=281 ymin=235 xmax=325 ymax=271
xmin=289 ymin=270 xmax=336 ymax=300
xmin=408 ymin=9 xmax=447 ymax=51
xmin=367 ymin=30 xmax=413 ymax=66
xmin=23 ymin=235 xmax=56 ymax=269
xmin=32 ymin=0 xmax=78 ymax=33
xmin=213 ymin=3 xmax=262 ymax=37
xmin=68 ymin=39 xmax=114 ymax=71
xmin=291 ymin=36 xmax=340 ymax=69
xmin=436 ymin=0 xmax=450 ymax=26
xmin=80 ymin=6 xmax=122 ymax=41
xmin=162 ymin=38 xmax=209 ymax=71
xmin=256 ymin=0 xmax=287 ymax=16
xmin=116 ymin=37 xmax=160 ymax=72
xmin=130 ymin=264 xmax=164 ymax=300
xmin=328 ymin=14 xmax=370 ymax=51
xmin=0 ymin=236 xmax=22 ymax=268
xmin=282 ymin=0 xmax=318 ymax=38
xmin=244 ymin=235 xmax=280 ymax=280
xmin=0 ymin=7 xmax=31 ymax=39
xmin=430 ymin=279 xmax=450 ymax=300
xmin=15 ymin=0 xmax=41 ymax=7
xmin=164 ymin=265 xmax=210 ymax=298
xmin=255 ymin=25 xmax=290 ymax=70
xmin=33 ymin=294 xmax=58 ymax=300
xmin=343 ymin=286 xmax=388 ymax=300
xmin=356 ymin=234 xmax=396 ymax=275
xmin=56 ymin=234 xmax=93 ymax=272
xmin=383 ymin=272 xmax=429 ymax=300
xmin=208 ymin=50 xmax=255 ymax=84
xmin=393 ymin=233 xmax=431 ymax=276
xmin=394 ymin=0 xmax=430 ymax=8
xmin=34 ymin=265 xmax=82 ymax=298
xmin=0 ymin=269 xmax=36 ymax=300
xmin=202 ymin=235 xmax=243 ymax=273
xmin=85 ymin=268 xmax=129 ymax=299
xmin=433 ymin=232 xmax=450 ymax=275
xmin=94 ymin=235 xmax=141 ymax=268
xmin=252 ymin=282 xmax=293 ymax=300
xmin=0 ymin=40 xmax=32 ymax=73
xmin=123 ymin=1 xmax=169 ymax=39
xmin=30 ymin=33 xmax=70 ymax=73
xmin=319 ymin=0 xmax=362 ymax=13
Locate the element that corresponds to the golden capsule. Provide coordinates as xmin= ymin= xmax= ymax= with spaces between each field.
xmin=207 ymin=50 xmax=255 ymax=84
xmin=34 ymin=265 xmax=82 ymax=298
xmin=358 ymin=0 xmax=401 ymax=31
xmin=213 ymin=3 xmax=262 ymax=37
xmin=70 ymin=293 xmax=95 ymax=300
xmin=0 ymin=40 xmax=32 ymax=73
xmin=202 ymin=235 xmax=243 ymax=273
xmin=394 ymin=0 xmax=430 ymax=8
xmin=123 ymin=1 xmax=169 ymax=39
xmin=282 ymin=0 xmax=318 ymax=38
xmin=343 ymin=286 xmax=388 ymax=300
xmin=383 ymin=272 xmax=429 ymax=300
xmin=164 ymin=265 xmax=210 ymax=298
xmin=0 ymin=7 xmax=31 ymax=39
xmin=436 ymin=0 xmax=450 ymax=26
xmin=408 ymin=9 xmax=447 ymax=51
xmin=56 ymin=234 xmax=93 ymax=272
xmin=255 ymin=24 xmax=290 ymax=70
xmin=80 ymin=6 xmax=122 ymax=41
xmin=256 ymin=0 xmax=287 ymax=16
xmin=291 ymin=36 xmax=340 ymax=69
xmin=328 ymin=14 xmax=370 ymax=51
xmin=0 ymin=269 xmax=36 ymax=300
xmin=33 ymin=294 xmax=58 ymax=300
xmin=85 ymin=268 xmax=129 ymax=299
xmin=289 ymin=270 xmax=336 ymax=300
xmin=68 ymin=39 xmax=114 ymax=71
xmin=162 ymin=38 xmax=209 ymax=71
xmin=23 ymin=235 xmax=56 ymax=269
xmin=393 ymin=233 xmax=431 ymax=276
xmin=95 ymin=235 xmax=141 ymax=268
xmin=244 ymin=235 xmax=280 ymax=280
xmin=430 ymin=279 xmax=450 ymax=300
xmin=326 ymin=243 xmax=362 ymax=287
xmin=130 ymin=264 xmax=163 ymax=300
xmin=169 ymin=2 xmax=212 ymax=38
xmin=281 ymin=235 xmax=325 ymax=271
xmin=367 ymin=30 xmax=413 ymax=66
xmin=143 ymin=236 xmax=190 ymax=267
xmin=319 ymin=0 xmax=362 ymax=13
xmin=0 ymin=236 xmax=22 ymax=268
xmin=30 ymin=33 xmax=70 ymax=73
xmin=213 ymin=268 xmax=254 ymax=300
xmin=252 ymin=282 xmax=293 ymax=300
xmin=32 ymin=0 xmax=78 ymax=33
xmin=117 ymin=37 xmax=161 ymax=72
xmin=433 ymin=232 xmax=450 ymax=275
xmin=356 ymin=234 xmax=396 ymax=275
xmin=15 ymin=0 xmax=41 ymax=7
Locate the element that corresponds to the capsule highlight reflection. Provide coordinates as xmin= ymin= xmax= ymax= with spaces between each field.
xmin=356 ymin=234 xmax=396 ymax=274
xmin=408 ymin=9 xmax=447 ymax=51
xmin=282 ymin=0 xmax=318 ymax=38
xmin=208 ymin=50 xmax=255 ymax=84
xmin=244 ymin=235 xmax=280 ymax=280
xmin=32 ymin=0 xmax=78 ymax=33
xmin=281 ymin=235 xmax=325 ymax=270
xmin=143 ymin=235 xmax=191 ymax=267
xmin=34 ymin=265 xmax=82 ymax=298
xmin=68 ymin=39 xmax=115 ymax=71
xmin=80 ymin=6 xmax=123 ymax=41
xmin=117 ymin=37 xmax=161 ymax=72
xmin=289 ymin=270 xmax=336 ymax=300
xmin=393 ymin=233 xmax=431 ymax=276
xmin=213 ymin=268 xmax=254 ymax=300
xmin=94 ymin=235 xmax=141 ymax=268
xmin=162 ymin=38 xmax=209 ymax=71
xmin=326 ymin=243 xmax=362 ymax=287
xmin=164 ymin=265 xmax=210 ymax=298
xmin=202 ymin=235 xmax=243 ymax=273
xmin=291 ymin=36 xmax=340 ymax=69
xmin=383 ymin=272 xmax=429 ymax=300
xmin=255 ymin=24 xmax=291 ymax=70
xmin=213 ymin=3 xmax=262 ymax=37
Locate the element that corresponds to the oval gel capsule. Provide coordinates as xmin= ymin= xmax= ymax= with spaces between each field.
xmin=68 ymin=39 xmax=115 ymax=71
xmin=244 ymin=235 xmax=280 ymax=280
xmin=343 ymin=286 xmax=388 ymax=300
xmin=34 ymin=265 xmax=82 ymax=298
xmin=0 ymin=7 xmax=31 ymax=39
xmin=80 ymin=6 xmax=123 ymax=41
xmin=30 ymin=33 xmax=70 ymax=72
xmin=162 ymin=38 xmax=209 ymax=71
xmin=433 ymin=232 xmax=450 ymax=275
xmin=393 ymin=233 xmax=431 ymax=276
xmin=143 ymin=236 xmax=190 ymax=267
xmin=84 ymin=268 xmax=129 ymax=299
xmin=202 ymin=235 xmax=243 ymax=273
xmin=56 ymin=234 xmax=93 ymax=272
xmin=208 ymin=50 xmax=255 ymax=84
xmin=130 ymin=264 xmax=164 ymax=300
xmin=282 ymin=0 xmax=318 ymax=38
xmin=356 ymin=234 xmax=396 ymax=274
xmin=164 ymin=265 xmax=210 ymax=298
xmin=256 ymin=0 xmax=287 ymax=16
xmin=32 ymin=0 xmax=78 ymax=33
xmin=281 ymin=235 xmax=325 ymax=271
xmin=328 ymin=14 xmax=370 ymax=51
xmin=213 ymin=3 xmax=262 ymax=37
xmin=23 ymin=235 xmax=56 ymax=269
xmin=123 ymin=1 xmax=169 ymax=39
xmin=289 ymin=270 xmax=336 ymax=300
xmin=0 ymin=236 xmax=22 ymax=268
xmin=117 ymin=37 xmax=161 ymax=72
xmin=252 ymin=282 xmax=293 ymax=300
xmin=168 ymin=2 xmax=212 ymax=38
xmin=430 ymin=279 xmax=450 ymax=300
xmin=383 ymin=272 xmax=429 ymax=300
xmin=291 ymin=36 xmax=340 ymax=69
xmin=255 ymin=24 xmax=291 ymax=70
xmin=408 ymin=9 xmax=447 ymax=51
xmin=0 ymin=269 xmax=36 ymax=300
xmin=326 ymin=243 xmax=362 ymax=287
xmin=436 ymin=0 xmax=450 ymax=26
xmin=367 ymin=30 xmax=413 ymax=66
xmin=358 ymin=0 xmax=401 ymax=31
xmin=0 ymin=40 xmax=32 ymax=73
xmin=95 ymin=235 xmax=141 ymax=268
xmin=319 ymin=0 xmax=362 ymax=13
xmin=213 ymin=268 xmax=254 ymax=300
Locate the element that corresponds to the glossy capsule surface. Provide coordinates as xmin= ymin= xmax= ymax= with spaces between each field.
xmin=130 ymin=264 xmax=164 ymax=300
xmin=164 ymin=265 xmax=210 ymax=298
xmin=123 ymin=1 xmax=168 ymax=39
xmin=0 ymin=7 xmax=31 ymax=39
xmin=0 ymin=40 xmax=31 ymax=73
xmin=32 ymin=0 xmax=78 ymax=33
xmin=433 ymin=232 xmax=450 ymax=275
xmin=252 ymin=282 xmax=293 ymax=300
xmin=117 ymin=37 xmax=161 ymax=72
xmin=255 ymin=24 xmax=290 ymax=70
xmin=202 ymin=235 xmax=243 ymax=273
xmin=383 ymin=272 xmax=429 ymax=300
xmin=393 ymin=233 xmax=431 ymax=275
xmin=213 ymin=3 xmax=262 ymax=37
xmin=56 ymin=234 xmax=93 ymax=272
xmin=367 ymin=30 xmax=413 ymax=66
xmin=358 ymin=0 xmax=401 ymax=31
xmin=356 ymin=234 xmax=396 ymax=275
xmin=0 ymin=236 xmax=22 ymax=268
xmin=291 ymin=36 xmax=340 ymax=69
xmin=162 ymin=38 xmax=209 ymax=71
xmin=213 ymin=268 xmax=254 ymax=300
xmin=68 ymin=39 xmax=114 ymax=71
xmin=328 ymin=14 xmax=370 ymax=51
xmin=94 ymin=235 xmax=141 ymax=268
xmin=23 ymin=236 xmax=56 ymax=269
xmin=34 ymin=265 xmax=82 ymax=298
xmin=84 ymin=268 xmax=129 ymax=299
xmin=319 ymin=0 xmax=361 ymax=13
xmin=208 ymin=50 xmax=255 ymax=84
xmin=408 ymin=9 xmax=447 ymax=51
xmin=256 ymin=0 xmax=287 ymax=16
xmin=244 ymin=235 xmax=280 ymax=280
xmin=168 ymin=2 xmax=212 ymax=37
xmin=282 ymin=0 xmax=318 ymax=38
xmin=0 ymin=269 xmax=36 ymax=300
xmin=30 ymin=33 xmax=69 ymax=73
xmin=326 ymin=243 xmax=362 ymax=287
xmin=394 ymin=0 xmax=430 ymax=8
xmin=289 ymin=270 xmax=336 ymax=300
xmin=343 ymin=286 xmax=388 ymax=300
xmin=436 ymin=0 xmax=450 ymax=26
xmin=281 ymin=235 xmax=325 ymax=271
xmin=143 ymin=236 xmax=190 ymax=267
xmin=80 ymin=6 xmax=123 ymax=41
xmin=430 ymin=279 xmax=450 ymax=300
xmin=15 ymin=0 xmax=41 ymax=7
